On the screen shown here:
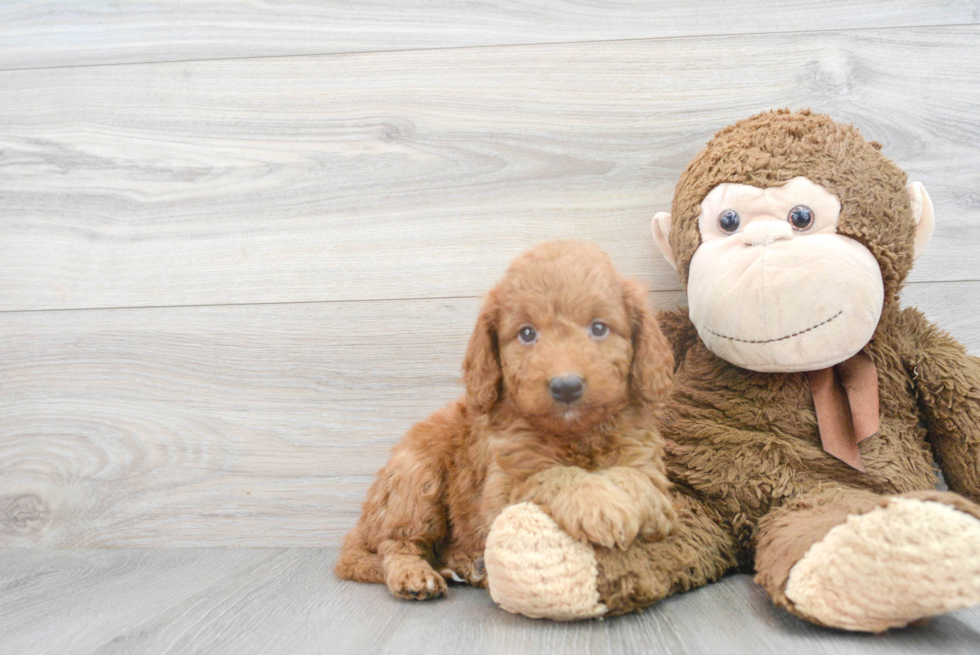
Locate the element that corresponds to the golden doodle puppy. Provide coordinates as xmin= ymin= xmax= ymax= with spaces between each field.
xmin=335 ymin=241 xmax=677 ymax=600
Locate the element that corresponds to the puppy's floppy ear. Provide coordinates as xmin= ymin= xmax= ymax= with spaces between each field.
xmin=463 ymin=289 xmax=502 ymax=412
xmin=622 ymin=278 xmax=673 ymax=405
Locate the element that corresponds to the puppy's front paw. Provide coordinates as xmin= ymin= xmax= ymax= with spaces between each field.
xmin=439 ymin=554 xmax=487 ymax=588
xmin=638 ymin=505 xmax=675 ymax=543
xmin=385 ymin=556 xmax=448 ymax=600
xmin=548 ymin=476 xmax=643 ymax=549
xmin=597 ymin=467 xmax=676 ymax=544
xmin=571 ymin=500 xmax=643 ymax=550
xmin=634 ymin=488 xmax=676 ymax=542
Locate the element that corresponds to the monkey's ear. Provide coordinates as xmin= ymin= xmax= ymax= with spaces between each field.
xmin=907 ymin=182 xmax=935 ymax=260
xmin=462 ymin=289 xmax=502 ymax=412
xmin=651 ymin=212 xmax=677 ymax=269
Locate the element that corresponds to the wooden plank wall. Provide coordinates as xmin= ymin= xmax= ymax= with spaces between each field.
xmin=3 ymin=1 xmax=978 ymax=69
xmin=2 ymin=2 xmax=979 ymax=547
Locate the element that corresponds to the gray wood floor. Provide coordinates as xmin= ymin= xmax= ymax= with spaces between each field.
xmin=2 ymin=1 xmax=980 ymax=652
xmin=1 ymin=548 xmax=978 ymax=655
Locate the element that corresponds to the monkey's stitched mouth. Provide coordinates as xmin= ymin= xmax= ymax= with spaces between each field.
xmin=702 ymin=310 xmax=843 ymax=344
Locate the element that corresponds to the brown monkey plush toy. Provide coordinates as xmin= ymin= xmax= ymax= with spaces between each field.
xmin=482 ymin=110 xmax=980 ymax=632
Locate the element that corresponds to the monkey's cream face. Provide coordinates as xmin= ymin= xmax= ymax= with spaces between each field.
xmin=686 ymin=177 xmax=884 ymax=373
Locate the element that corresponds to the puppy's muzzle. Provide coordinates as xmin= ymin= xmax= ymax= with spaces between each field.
xmin=549 ymin=375 xmax=585 ymax=404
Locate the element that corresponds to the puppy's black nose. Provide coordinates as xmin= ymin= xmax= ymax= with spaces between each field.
xmin=549 ymin=375 xmax=584 ymax=403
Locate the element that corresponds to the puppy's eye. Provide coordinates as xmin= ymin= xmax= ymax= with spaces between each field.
xmin=517 ymin=325 xmax=537 ymax=344
xmin=590 ymin=321 xmax=609 ymax=340
xmin=788 ymin=205 xmax=814 ymax=231
xmin=718 ymin=209 xmax=740 ymax=233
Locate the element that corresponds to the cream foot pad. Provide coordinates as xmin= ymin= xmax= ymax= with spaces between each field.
xmin=484 ymin=502 xmax=607 ymax=620
xmin=785 ymin=498 xmax=980 ymax=632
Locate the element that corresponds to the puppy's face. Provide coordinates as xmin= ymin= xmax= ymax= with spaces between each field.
xmin=497 ymin=261 xmax=632 ymax=431
xmin=463 ymin=242 xmax=672 ymax=434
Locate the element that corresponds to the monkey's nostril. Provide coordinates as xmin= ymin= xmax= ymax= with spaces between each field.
xmin=549 ymin=375 xmax=585 ymax=403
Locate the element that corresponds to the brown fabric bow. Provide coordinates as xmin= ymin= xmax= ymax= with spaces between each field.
xmin=807 ymin=352 xmax=880 ymax=472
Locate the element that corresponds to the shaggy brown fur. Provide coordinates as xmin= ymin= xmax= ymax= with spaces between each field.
xmin=582 ymin=110 xmax=980 ymax=619
xmin=335 ymin=241 xmax=677 ymax=600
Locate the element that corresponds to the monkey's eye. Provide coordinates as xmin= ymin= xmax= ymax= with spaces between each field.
xmin=589 ymin=321 xmax=609 ymax=340
xmin=718 ymin=209 xmax=740 ymax=233
xmin=518 ymin=325 xmax=537 ymax=344
xmin=788 ymin=205 xmax=814 ymax=231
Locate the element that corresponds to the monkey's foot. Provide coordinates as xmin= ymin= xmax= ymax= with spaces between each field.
xmin=785 ymin=498 xmax=980 ymax=632
xmin=484 ymin=502 xmax=607 ymax=620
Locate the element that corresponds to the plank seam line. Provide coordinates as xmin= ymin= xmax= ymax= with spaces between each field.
xmin=0 ymin=21 xmax=977 ymax=74
xmin=0 ymin=280 xmax=963 ymax=315
xmin=0 ymin=294 xmax=485 ymax=315
xmin=0 ymin=289 xmax=684 ymax=315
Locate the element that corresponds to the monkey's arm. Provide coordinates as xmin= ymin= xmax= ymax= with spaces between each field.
xmin=900 ymin=308 xmax=980 ymax=502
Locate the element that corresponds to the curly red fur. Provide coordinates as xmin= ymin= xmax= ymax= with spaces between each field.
xmin=335 ymin=241 xmax=676 ymax=600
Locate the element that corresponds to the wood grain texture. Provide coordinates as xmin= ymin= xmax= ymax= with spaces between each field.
xmin=1 ymin=283 xmax=974 ymax=548
xmin=3 ymin=6 xmax=980 ymax=650
xmin=3 ymin=26 xmax=980 ymax=312
xmin=0 ymin=290 xmax=678 ymax=548
xmin=1 ymin=1 xmax=978 ymax=70
xmin=0 ymin=549 xmax=978 ymax=654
